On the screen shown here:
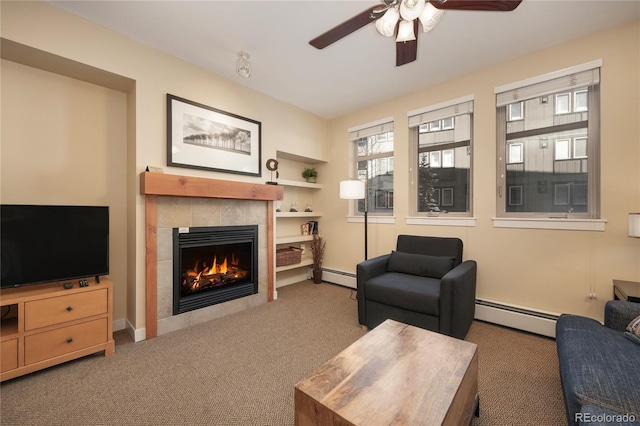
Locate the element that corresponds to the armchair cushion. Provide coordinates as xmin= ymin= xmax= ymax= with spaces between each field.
xmin=365 ymin=272 xmax=441 ymax=316
xmin=387 ymin=251 xmax=455 ymax=279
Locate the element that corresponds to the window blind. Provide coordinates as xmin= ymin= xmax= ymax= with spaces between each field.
xmin=348 ymin=119 xmax=394 ymax=141
xmin=408 ymin=99 xmax=474 ymax=128
xmin=496 ymin=67 xmax=600 ymax=107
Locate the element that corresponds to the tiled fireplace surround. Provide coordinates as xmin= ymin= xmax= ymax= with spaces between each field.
xmin=141 ymin=172 xmax=282 ymax=339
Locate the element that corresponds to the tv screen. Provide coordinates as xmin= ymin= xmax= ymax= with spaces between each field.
xmin=1 ymin=205 xmax=109 ymax=288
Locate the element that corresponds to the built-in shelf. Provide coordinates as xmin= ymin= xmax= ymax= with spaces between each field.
xmin=274 ymin=151 xmax=324 ymax=287
xmin=276 ymin=211 xmax=323 ymax=218
xmin=276 ymin=259 xmax=313 ymax=273
xmin=276 ymin=235 xmax=314 ymax=245
xmin=278 ymin=179 xmax=323 ymax=190
xmin=276 ymin=150 xmax=327 ymax=164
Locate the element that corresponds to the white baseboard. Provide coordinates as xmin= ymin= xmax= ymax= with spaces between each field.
xmin=113 ymin=318 xmax=127 ymax=332
xmin=322 ymin=268 xmax=356 ymax=289
xmin=475 ymin=299 xmax=559 ymax=338
xmin=125 ymin=318 xmax=146 ymax=342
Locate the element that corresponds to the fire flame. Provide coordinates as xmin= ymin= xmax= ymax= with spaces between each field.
xmin=183 ymin=252 xmax=246 ymax=292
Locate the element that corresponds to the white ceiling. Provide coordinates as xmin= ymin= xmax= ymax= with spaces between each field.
xmin=49 ymin=0 xmax=639 ymax=119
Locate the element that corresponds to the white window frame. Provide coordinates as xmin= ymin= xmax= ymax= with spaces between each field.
xmin=508 ymin=143 xmax=523 ymax=164
xmin=574 ymin=90 xmax=588 ymax=112
xmin=573 ymin=137 xmax=588 ymax=159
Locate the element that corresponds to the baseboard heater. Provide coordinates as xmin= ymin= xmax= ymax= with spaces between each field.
xmin=475 ymin=299 xmax=559 ymax=338
xmin=321 ymin=268 xmax=357 ymax=289
xmin=321 ymin=268 xmax=559 ymax=338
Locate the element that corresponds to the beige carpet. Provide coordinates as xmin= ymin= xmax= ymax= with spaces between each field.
xmin=0 ymin=281 xmax=565 ymax=425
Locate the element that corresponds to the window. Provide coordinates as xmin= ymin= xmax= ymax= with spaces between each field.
xmin=409 ymin=96 xmax=473 ymax=215
xmin=496 ymin=64 xmax=600 ymax=218
xmin=574 ymin=90 xmax=588 ymax=112
xmin=556 ymin=90 xmax=588 ymax=115
xmin=508 ymin=143 xmax=523 ymax=164
xmin=350 ymin=119 xmax=394 ymax=215
xmin=420 ymin=117 xmax=455 ymax=133
xmin=508 ymin=102 xmax=523 ymax=121
xmin=574 ymin=137 xmax=588 ymax=158
xmin=555 ymin=139 xmax=570 ymax=160
xmin=555 ymin=93 xmax=570 ymax=114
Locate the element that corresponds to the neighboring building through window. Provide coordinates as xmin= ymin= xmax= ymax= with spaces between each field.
xmin=409 ymin=96 xmax=473 ymax=215
xmin=350 ymin=119 xmax=394 ymax=215
xmin=495 ymin=64 xmax=600 ymax=218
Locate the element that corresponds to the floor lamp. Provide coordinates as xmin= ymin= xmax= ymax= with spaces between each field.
xmin=340 ymin=179 xmax=368 ymax=260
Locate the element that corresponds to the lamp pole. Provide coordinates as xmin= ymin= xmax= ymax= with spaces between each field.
xmin=363 ymin=185 xmax=368 ymax=260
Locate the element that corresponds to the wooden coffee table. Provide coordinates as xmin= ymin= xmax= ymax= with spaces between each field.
xmin=294 ymin=319 xmax=479 ymax=426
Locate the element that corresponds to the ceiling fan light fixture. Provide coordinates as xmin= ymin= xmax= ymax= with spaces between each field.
xmin=375 ymin=7 xmax=400 ymax=37
xmin=418 ymin=2 xmax=444 ymax=32
xmin=236 ymin=51 xmax=251 ymax=78
xmin=399 ymin=0 xmax=426 ymax=20
xmin=396 ymin=19 xmax=416 ymax=42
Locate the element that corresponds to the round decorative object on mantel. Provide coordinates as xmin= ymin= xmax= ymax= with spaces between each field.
xmin=266 ymin=158 xmax=279 ymax=185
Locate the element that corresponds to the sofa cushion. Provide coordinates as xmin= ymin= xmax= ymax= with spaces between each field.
xmin=556 ymin=314 xmax=640 ymax=425
xmin=365 ymin=272 xmax=440 ymax=316
xmin=387 ymin=251 xmax=454 ymax=279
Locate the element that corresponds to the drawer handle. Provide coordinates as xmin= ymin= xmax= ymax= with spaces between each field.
xmin=66 ymin=306 xmax=73 ymax=311
xmin=66 ymin=337 xmax=73 ymax=343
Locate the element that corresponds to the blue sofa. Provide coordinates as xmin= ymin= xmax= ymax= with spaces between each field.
xmin=556 ymin=300 xmax=640 ymax=426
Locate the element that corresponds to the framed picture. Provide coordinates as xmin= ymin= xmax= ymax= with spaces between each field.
xmin=167 ymin=94 xmax=261 ymax=176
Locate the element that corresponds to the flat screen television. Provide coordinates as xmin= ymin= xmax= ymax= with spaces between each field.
xmin=1 ymin=205 xmax=109 ymax=289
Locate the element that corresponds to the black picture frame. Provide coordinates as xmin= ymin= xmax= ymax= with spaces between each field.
xmin=167 ymin=94 xmax=261 ymax=176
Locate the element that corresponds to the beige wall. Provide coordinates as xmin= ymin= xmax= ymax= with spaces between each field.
xmin=321 ymin=20 xmax=640 ymax=320
xmin=1 ymin=60 xmax=129 ymax=321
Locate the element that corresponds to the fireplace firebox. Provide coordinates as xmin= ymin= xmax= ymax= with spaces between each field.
xmin=173 ymin=225 xmax=258 ymax=315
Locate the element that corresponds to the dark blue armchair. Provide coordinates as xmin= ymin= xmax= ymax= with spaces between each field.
xmin=356 ymin=235 xmax=477 ymax=339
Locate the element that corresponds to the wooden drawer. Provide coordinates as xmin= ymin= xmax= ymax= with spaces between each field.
xmin=1 ymin=339 xmax=18 ymax=373
xmin=25 ymin=289 xmax=108 ymax=331
xmin=24 ymin=318 xmax=108 ymax=365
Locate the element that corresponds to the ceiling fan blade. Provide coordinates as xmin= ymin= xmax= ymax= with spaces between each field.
xmin=431 ymin=0 xmax=522 ymax=11
xmin=310 ymin=6 xmax=379 ymax=49
xmin=396 ymin=21 xmax=419 ymax=66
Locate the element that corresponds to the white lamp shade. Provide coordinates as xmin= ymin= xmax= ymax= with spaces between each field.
xmin=629 ymin=213 xmax=640 ymax=237
xmin=396 ymin=20 xmax=416 ymax=42
xmin=375 ymin=7 xmax=400 ymax=37
xmin=340 ymin=180 xmax=366 ymax=200
xmin=399 ymin=0 xmax=426 ymax=20
xmin=418 ymin=3 xmax=444 ymax=33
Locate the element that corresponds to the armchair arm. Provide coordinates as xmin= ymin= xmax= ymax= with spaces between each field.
xmin=439 ymin=260 xmax=477 ymax=339
xmin=604 ymin=300 xmax=640 ymax=332
xmin=356 ymin=254 xmax=391 ymax=325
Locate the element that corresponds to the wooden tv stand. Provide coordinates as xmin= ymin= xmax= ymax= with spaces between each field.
xmin=0 ymin=278 xmax=114 ymax=382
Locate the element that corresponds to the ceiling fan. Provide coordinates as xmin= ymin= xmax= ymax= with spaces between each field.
xmin=310 ymin=0 xmax=522 ymax=67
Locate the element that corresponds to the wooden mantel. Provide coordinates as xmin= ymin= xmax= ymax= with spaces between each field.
xmin=141 ymin=172 xmax=283 ymax=201
xmin=140 ymin=172 xmax=283 ymax=339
